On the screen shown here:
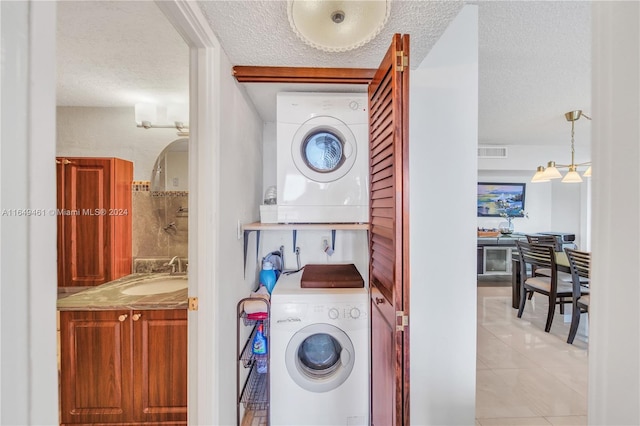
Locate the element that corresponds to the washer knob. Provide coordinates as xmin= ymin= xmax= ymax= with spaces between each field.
xmin=350 ymin=307 xmax=361 ymax=319
xmin=328 ymin=308 xmax=340 ymax=319
xmin=349 ymin=100 xmax=360 ymax=110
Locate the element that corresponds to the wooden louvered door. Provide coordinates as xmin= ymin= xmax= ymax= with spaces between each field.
xmin=368 ymin=33 xmax=410 ymax=426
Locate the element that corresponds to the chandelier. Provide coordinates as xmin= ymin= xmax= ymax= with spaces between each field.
xmin=531 ymin=110 xmax=592 ymax=183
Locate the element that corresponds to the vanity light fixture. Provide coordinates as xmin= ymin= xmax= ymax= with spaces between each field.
xmin=287 ymin=0 xmax=391 ymax=52
xmin=135 ymin=102 xmax=189 ymax=136
xmin=531 ymin=110 xmax=592 ymax=183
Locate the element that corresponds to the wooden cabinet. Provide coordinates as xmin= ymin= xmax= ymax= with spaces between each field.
xmin=59 ymin=309 xmax=187 ymax=425
xmin=57 ymin=157 xmax=133 ymax=287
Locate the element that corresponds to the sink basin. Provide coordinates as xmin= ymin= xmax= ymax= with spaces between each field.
xmin=121 ymin=277 xmax=188 ymax=296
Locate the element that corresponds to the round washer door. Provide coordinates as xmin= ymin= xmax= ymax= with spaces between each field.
xmin=291 ymin=116 xmax=357 ymax=183
xmin=284 ymin=323 xmax=355 ymax=393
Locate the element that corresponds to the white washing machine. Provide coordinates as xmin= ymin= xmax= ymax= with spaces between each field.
xmin=276 ymin=92 xmax=369 ymax=223
xmin=270 ymin=270 xmax=369 ymax=425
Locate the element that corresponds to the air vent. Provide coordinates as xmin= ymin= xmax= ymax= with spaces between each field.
xmin=478 ymin=146 xmax=508 ymax=159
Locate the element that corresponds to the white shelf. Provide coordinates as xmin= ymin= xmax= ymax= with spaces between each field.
xmin=242 ymin=222 xmax=369 ymax=232
xmin=241 ymin=222 xmax=369 ymax=275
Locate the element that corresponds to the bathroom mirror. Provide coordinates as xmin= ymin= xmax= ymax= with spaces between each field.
xmin=151 ymin=138 xmax=189 ymax=191
xmin=143 ymin=137 xmax=189 ymax=264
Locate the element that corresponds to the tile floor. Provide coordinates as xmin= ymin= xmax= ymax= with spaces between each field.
xmin=241 ymin=409 xmax=268 ymax=426
xmin=476 ymin=285 xmax=588 ymax=425
xmin=243 ymin=284 xmax=589 ymax=425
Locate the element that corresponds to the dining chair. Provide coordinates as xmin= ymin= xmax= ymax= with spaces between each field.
xmin=525 ymin=234 xmax=573 ymax=284
xmin=515 ymin=241 xmax=578 ymax=332
xmin=564 ymin=248 xmax=591 ymax=344
xmin=525 ymin=234 xmax=560 ymax=251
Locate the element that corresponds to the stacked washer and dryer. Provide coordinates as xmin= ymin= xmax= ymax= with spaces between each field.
xmin=269 ymin=93 xmax=370 ymax=425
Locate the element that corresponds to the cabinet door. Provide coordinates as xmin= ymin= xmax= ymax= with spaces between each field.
xmin=59 ymin=310 xmax=133 ymax=424
xmin=132 ymin=309 xmax=188 ymax=423
xmin=57 ymin=157 xmax=132 ymax=287
xmin=483 ymin=247 xmax=512 ymax=275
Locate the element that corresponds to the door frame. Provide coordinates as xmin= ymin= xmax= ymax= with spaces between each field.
xmin=155 ymin=1 xmax=221 ymax=424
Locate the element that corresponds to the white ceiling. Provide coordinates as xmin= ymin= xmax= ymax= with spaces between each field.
xmin=56 ymin=0 xmax=592 ymax=147
xmin=56 ymin=1 xmax=189 ymax=107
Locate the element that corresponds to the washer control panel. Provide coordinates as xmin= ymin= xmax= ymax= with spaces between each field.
xmin=311 ymin=302 xmax=368 ymax=322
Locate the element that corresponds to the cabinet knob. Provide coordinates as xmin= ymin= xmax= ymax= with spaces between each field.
xmin=132 ymin=313 xmax=142 ymax=321
xmin=375 ymin=297 xmax=385 ymax=305
xmin=118 ymin=314 xmax=128 ymax=322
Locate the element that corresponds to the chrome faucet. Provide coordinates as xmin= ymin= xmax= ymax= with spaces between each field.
xmin=166 ymin=256 xmax=183 ymax=274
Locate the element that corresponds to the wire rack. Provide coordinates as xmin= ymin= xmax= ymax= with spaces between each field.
xmin=240 ymin=365 xmax=269 ymax=411
xmin=237 ymin=297 xmax=270 ymax=425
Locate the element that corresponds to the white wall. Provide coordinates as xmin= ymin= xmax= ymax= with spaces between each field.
xmin=549 ymin=180 xmax=585 ymax=245
xmin=477 ymin=171 xmax=553 ymax=234
xmin=214 ymin=49 xmax=265 ymax=426
xmin=164 ymin=150 xmax=189 ymax=191
xmin=57 ymin=106 xmax=180 ymax=181
xmin=262 ymin=122 xmax=277 ymax=197
xmin=0 ymin=1 xmax=58 ymax=423
xmin=478 ymin=143 xmax=590 ymax=172
xmin=589 ymin=2 xmax=640 ymax=424
xmin=410 ymin=5 xmax=478 ymax=424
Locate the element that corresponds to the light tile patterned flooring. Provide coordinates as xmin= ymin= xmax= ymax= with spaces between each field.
xmin=476 ymin=285 xmax=588 ymax=425
xmin=243 ymin=284 xmax=589 ymax=425
xmin=241 ymin=409 xmax=268 ymax=426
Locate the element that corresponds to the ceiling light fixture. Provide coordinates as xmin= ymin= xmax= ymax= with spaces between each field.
xmin=287 ymin=0 xmax=391 ymax=53
xmin=531 ymin=110 xmax=592 ymax=183
xmin=135 ymin=103 xmax=189 ymax=136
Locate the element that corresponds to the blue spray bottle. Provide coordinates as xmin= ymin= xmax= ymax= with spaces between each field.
xmin=252 ymin=322 xmax=268 ymax=374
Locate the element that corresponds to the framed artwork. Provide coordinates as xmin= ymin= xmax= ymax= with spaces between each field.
xmin=477 ymin=182 xmax=526 ymax=217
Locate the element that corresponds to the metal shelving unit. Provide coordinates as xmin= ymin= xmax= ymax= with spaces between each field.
xmin=237 ymin=297 xmax=270 ymax=425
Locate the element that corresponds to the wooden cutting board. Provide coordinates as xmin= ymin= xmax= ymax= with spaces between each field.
xmin=301 ymin=264 xmax=364 ymax=288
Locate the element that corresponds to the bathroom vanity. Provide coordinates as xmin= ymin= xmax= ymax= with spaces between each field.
xmin=57 ymin=273 xmax=188 ymax=425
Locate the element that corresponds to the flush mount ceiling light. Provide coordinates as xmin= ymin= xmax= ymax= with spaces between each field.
xmin=287 ymin=0 xmax=391 ymax=53
xmin=531 ymin=110 xmax=592 ymax=184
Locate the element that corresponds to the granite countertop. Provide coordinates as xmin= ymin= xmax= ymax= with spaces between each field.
xmin=57 ymin=273 xmax=188 ymax=311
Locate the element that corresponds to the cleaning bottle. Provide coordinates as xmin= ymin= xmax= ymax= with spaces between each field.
xmin=259 ymin=261 xmax=277 ymax=294
xmin=252 ymin=322 xmax=268 ymax=374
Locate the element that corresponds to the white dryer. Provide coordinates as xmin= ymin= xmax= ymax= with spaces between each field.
xmin=276 ymin=92 xmax=369 ymax=223
xmin=270 ymin=271 xmax=369 ymax=425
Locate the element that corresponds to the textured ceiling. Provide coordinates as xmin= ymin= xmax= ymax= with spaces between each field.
xmin=478 ymin=1 xmax=591 ymax=146
xmin=56 ymin=1 xmax=189 ymax=107
xmin=198 ymin=0 xmax=463 ymax=68
xmin=56 ymin=0 xmax=592 ymax=148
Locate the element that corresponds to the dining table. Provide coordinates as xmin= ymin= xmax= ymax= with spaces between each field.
xmin=511 ymin=250 xmax=571 ymax=309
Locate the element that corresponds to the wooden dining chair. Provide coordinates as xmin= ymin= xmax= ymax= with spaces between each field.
xmin=525 ymin=234 xmax=573 ymax=285
xmin=564 ymin=248 xmax=591 ymax=344
xmin=515 ymin=241 xmax=577 ymax=332
xmin=526 ymin=234 xmax=560 ymax=251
